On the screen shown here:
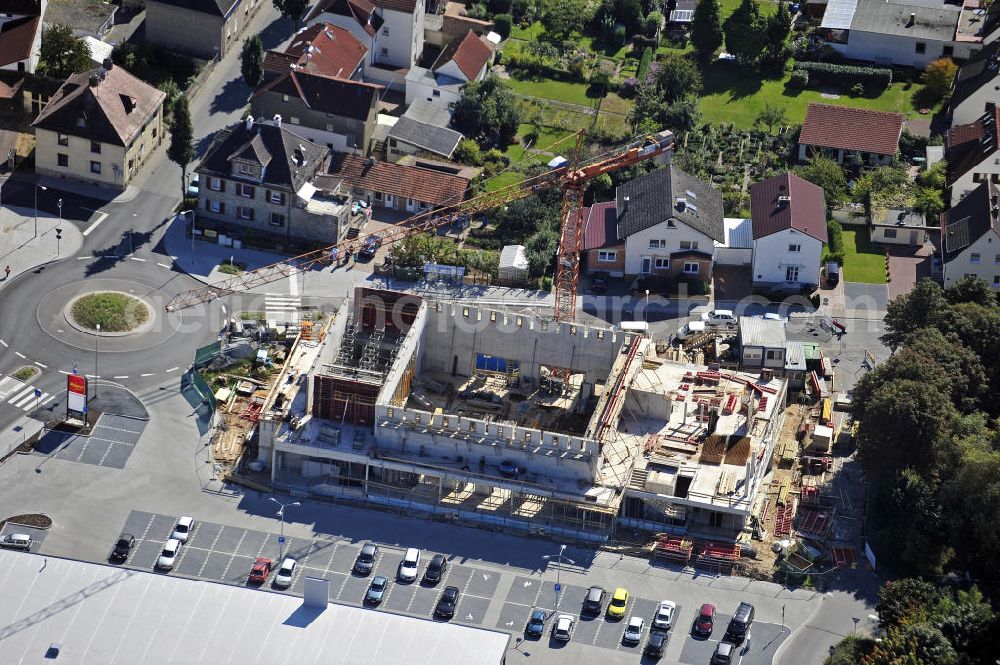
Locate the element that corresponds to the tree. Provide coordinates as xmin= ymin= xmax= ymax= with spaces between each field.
xmin=754 ymin=103 xmax=786 ymax=133
xmin=240 ymin=36 xmax=264 ymax=87
xmin=38 ymin=24 xmax=93 ymax=79
xmin=656 ymin=54 xmax=702 ymax=103
xmin=922 ymin=58 xmax=958 ymax=100
xmin=761 ymin=1 xmax=792 ymax=66
xmin=453 ymin=138 xmax=483 ymax=165
xmin=723 ymin=0 xmax=766 ymax=64
xmin=912 ymin=185 xmax=945 ymax=219
xmin=944 ymin=274 xmax=996 ymax=307
xmin=540 ymin=0 xmax=591 ymax=42
xmin=660 ymin=97 xmax=701 ymax=133
xmin=690 ymin=0 xmax=723 ymax=60
xmin=876 ymin=578 xmax=941 ymax=629
xmin=493 ymin=13 xmax=513 ymax=39
xmin=272 ymin=0 xmax=309 ymax=27
xmin=881 ymin=278 xmax=948 ymax=350
xmin=610 ymin=0 xmax=644 ymax=35
xmin=451 ymin=75 xmax=522 ymax=147
xmin=168 ymin=96 xmax=195 ymax=203
xmin=795 ymin=155 xmax=848 ymax=207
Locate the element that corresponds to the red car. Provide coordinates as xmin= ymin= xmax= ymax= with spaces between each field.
xmin=694 ymin=603 xmax=716 ymax=636
xmin=248 ymin=557 xmax=273 ymax=584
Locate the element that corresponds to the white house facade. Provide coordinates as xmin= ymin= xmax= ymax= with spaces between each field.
xmin=751 ymin=229 xmax=824 ymax=287
xmin=623 ymin=221 xmax=716 ymax=277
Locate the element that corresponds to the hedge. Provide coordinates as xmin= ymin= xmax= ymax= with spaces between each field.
xmin=494 ymin=14 xmax=512 ymax=39
xmin=788 ymin=69 xmax=808 ymax=89
xmin=793 ymin=61 xmax=892 ymax=91
xmin=637 ymin=47 xmax=653 ymax=82
xmin=826 ymin=220 xmax=845 ymax=264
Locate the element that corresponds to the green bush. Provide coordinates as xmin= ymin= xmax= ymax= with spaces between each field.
xmin=636 ymin=46 xmax=653 ymax=82
xmin=540 ymin=275 xmax=553 ymax=291
xmin=788 ymin=69 xmax=808 ymax=88
xmin=489 ymin=0 xmax=512 ymax=13
xmin=614 ymin=25 xmax=627 ymax=46
xmin=793 ymin=61 xmax=892 ymax=91
xmin=454 ymin=138 xmax=483 ymax=165
xmin=825 ymin=220 xmax=845 ymax=264
xmin=494 ymin=13 xmax=513 ymax=39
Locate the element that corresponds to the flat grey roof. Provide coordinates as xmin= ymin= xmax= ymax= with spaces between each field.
xmin=739 ymin=315 xmax=787 ymax=348
xmin=388 ymin=115 xmax=462 ymax=157
xmin=0 ymin=550 xmax=509 ymax=665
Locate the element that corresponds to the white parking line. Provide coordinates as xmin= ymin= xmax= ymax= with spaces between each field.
xmin=76 ymin=256 xmax=93 ymax=260
xmin=130 ymin=257 xmax=146 ymax=262
xmin=34 ymin=361 xmax=47 ymax=368
xmin=114 ymin=375 xmax=129 ymax=379
xmin=128 ymin=514 xmax=158 ymax=565
xmin=0 ymin=339 xmax=7 ymax=347
xmin=14 ymin=351 xmax=25 ymax=359
xmin=59 ymin=370 xmax=70 ymax=375
xmin=220 ymin=530 xmax=248 ymax=580
xmin=165 ymin=367 xmax=178 ymax=373
xmin=140 ymin=373 xmax=154 ymax=377
xmin=157 ymin=262 xmax=171 ymax=269
xmin=197 ymin=525 xmax=226 ymax=577
xmin=82 ymin=212 xmax=109 ymax=236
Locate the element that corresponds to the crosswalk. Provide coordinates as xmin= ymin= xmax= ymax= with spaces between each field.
xmin=0 ymin=375 xmax=55 ymax=412
xmin=264 ymin=293 xmax=301 ymax=324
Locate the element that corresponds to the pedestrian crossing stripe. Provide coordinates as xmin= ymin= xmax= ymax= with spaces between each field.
xmin=0 ymin=375 xmax=53 ymax=411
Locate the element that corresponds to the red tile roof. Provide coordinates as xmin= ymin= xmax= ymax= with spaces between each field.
xmin=328 ymin=154 xmax=469 ymax=206
xmin=750 ymin=172 xmax=828 ymax=243
xmin=945 ymin=104 xmax=1000 ymax=186
xmin=277 ymin=22 xmax=367 ymax=79
xmin=581 ymin=201 xmax=619 ymax=250
xmin=0 ymin=15 xmax=39 ymax=68
xmin=432 ymin=30 xmax=492 ymax=81
xmin=799 ymin=103 xmax=904 ymax=156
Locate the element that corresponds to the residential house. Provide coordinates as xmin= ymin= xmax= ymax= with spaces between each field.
xmin=665 ymin=0 xmax=695 ymax=34
xmin=327 ymin=152 xmax=469 ymax=212
xmin=267 ymin=23 xmax=368 ymax=82
xmin=579 ymin=165 xmax=724 ymax=283
xmin=424 ymin=2 xmax=492 ymax=49
xmin=307 ymin=0 xmax=425 ymax=90
xmin=819 ymin=0 xmax=983 ymax=68
xmin=750 ymin=172 xmax=828 ymax=290
xmin=945 ymin=102 xmax=1000 ymax=205
xmin=405 ymin=29 xmax=492 ymax=107
xmin=948 ymin=41 xmax=1000 ymax=126
xmin=43 ymin=0 xmax=117 ymax=39
xmin=798 ymin=103 xmax=904 ymax=166
xmin=196 ymin=117 xmax=360 ymax=244
xmin=941 ymin=180 xmax=1000 ymax=288
xmin=145 ymin=0 xmax=264 ymax=60
xmin=737 ymin=316 xmax=787 ymax=371
xmin=0 ymin=0 xmax=44 ymax=73
xmin=870 ymin=208 xmax=931 ymax=245
xmin=385 ymin=101 xmax=463 ymax=161
xmin=32 ymin=62 xmax=165 ymax=188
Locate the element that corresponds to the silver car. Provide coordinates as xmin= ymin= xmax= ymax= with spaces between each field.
xmin=0 ymin=533 xmax=32 ymax=550
xmin=156 ymin=538 xmax=182 ymax=571
xmin=273 ymin=557 xmax=296 ymax=588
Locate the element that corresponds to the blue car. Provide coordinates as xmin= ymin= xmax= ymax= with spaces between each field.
xmin=525 ymin=609 xmax=546 ymax=638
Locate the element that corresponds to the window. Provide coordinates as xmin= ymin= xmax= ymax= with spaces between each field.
xmin=419 ymin=201 xmax=428 ymax=209
xmin=666 ymin=219 xmax=676 ymax=228
xmin=943 ymin=45 xmax=954 ymax=57
xmin=90 ymin=161 xmax=101 ymax=174
xmin=709 ymin=512 xmax=724 ymax=528
xmin=57 ymin=133 xmax=69 ymax=147
xmin=381 ymin=47 xmax=388 ymax=55
xmin=237 ymin=206 xmax=254 ymax=220
xmin=237 ymin=183 xmax=255 ymax=198
xmin=883 ymin=228 xmax=897 ymax=239
xmin=382 ymin=26 xmax=389 ymax=35
xmin=788 ymin=243 xmax=801 ymax=252
xmin=239 ymin=163 xmax=253 ymax=175
xmin=786 ymin=265 xmax=800 ymax=282
xmin=971 ymin=252 xmax=981 ymax=264
xmin=269 ymin=191 xmax=284 ymax=204
xmin=766 ymin=349 xmax=782 ymax=361
xmin=209 ymin=177 xmax=223 ymax=192
xmin=683 ymin=262 xmax=699 ymax=274
xmin=654 ymin=258 xmax=670 ymax=269
xmin=374 ymin=191 xmax=383 ymax=201
xmin=649 ymin=239 xmax=666 ymax=249
xmin=679 ymin=240 xmax=699 ymax=250
xmin=289 ymin=117 xmax=299 ymax=124
xmin=90 ymin=141 xmax=101 ymax=154
xmin=208 ymin=200 xmax=223 ymax=213
xmin=994 ymin=254 xmax=1000 ymax=265
xmin=57 ymin=153 xmax=68 ymax=167
xmin=994 ymin=275 xmax=1000 ymax=285
xmin=432 ymin=90 xmax=440 ymax=97
xmin=915 ymin=42 xmax=926 ymax=54
xmin=269 ymin=212 xmax=286 ymax=227
xmin=282 ymin=94 xmax=289 ymax=102
xmin=744 ymin=348 xmax=762 ymax=360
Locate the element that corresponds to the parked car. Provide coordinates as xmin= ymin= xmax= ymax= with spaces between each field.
xmin=423 ymin=554 xmax=448 ymax=585
xmin=700 ymin=309 xmax=737 ymax=328
xmin=186 ymin=174 xmax=199 ymax=197
xmin=607 ymin=587 xmax=629 ymax=619
xmin=365 ymin=575 xmax=388 ymax=605
xmin=273 ymin=557 xmax=296 ymax=588
xmin=156 ymin=538 xmax=181 ymax=571
xmin=725 ymin=602 xmax=755 ymax=644
xmin=398 ymin=547 xmax=420 ymax=582
xmin=172 ymin=516 xmax=194 ymax=543
xmin=552 ymin=614 xmax=575 ymax=641
xmin=763 ymin=312 xmax=788 ymax=323
xmin=590 ymin=273 xmax=609 ymax=293
xmin=525 ymin=609 xmax=547 ymax=638
xmin=623 ymin=616 xmax=644 ymax=644
xmin=582 ymin=585 xmax=606 ymax=614
xmin=358 ymin=235 xmax=382 ymax=261
xmin=354 ymin=542 xmax=378 ymax=575
xmin=248 ymin=557 xmax=273 ymax=584
xmin=826 ymin=261 xmax=840 ymax=286
xmin=111 ymin=533 xmax=135 ymax=561
xmin=675 ymin=320 xmax=706 ymax=342
xmin=694 ymin=603 xmax=716 ymax=636
xmin=498 ymin=460 xmax=521 ymax=478
xmin=710 ymin=640 xmax=737 ymax=664
xmin=435 ymin=585 xmax=460 ymax=618
xmin=644 ymin=632 xmax=667 ymax=659
xmin=0 ymin=533 xmax=32 ymax=551
xmin=652 ymin=600 xmax=676 ymax=630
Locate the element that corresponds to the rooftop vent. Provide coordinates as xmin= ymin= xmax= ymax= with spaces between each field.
xmin=88 ymin=74 xmax=99 ymax=87
xmin=102 ymin=58 xmax=113 ymax=71
xmin=778 ymin=195 xmax=792 ymax=204
xmin=245 ymin=115 xmax=254 ymax=131
xmin=622 ymin=195 xmax=630 ymax=212
xmin=676 ymin=197 xmax=686 ymax=211
xmin=907 ymin=12 xmax=916 ymax=26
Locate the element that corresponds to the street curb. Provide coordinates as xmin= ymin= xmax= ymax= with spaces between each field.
xmin=772 ymin=590 xmax=827 ymax=665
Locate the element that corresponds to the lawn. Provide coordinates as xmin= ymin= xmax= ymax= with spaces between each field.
xmin=841 ymin=228 xmax=887 ymax=284
xmin=484 ymin=170 xmax=525 ymax=192
xmin=698 ymin=60 xmax=929 ymax=129
xmin=510 ymin=21 xmax=544 ymax=40
xmin=506 ymin=76 xmax=600 ymax=107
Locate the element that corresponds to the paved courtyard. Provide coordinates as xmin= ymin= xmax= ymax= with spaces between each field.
xmin=32 ymin=414 xmax=146 ymax=469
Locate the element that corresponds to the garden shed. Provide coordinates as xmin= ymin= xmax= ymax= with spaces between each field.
xmin=499 ymin=244 xmax=529 ymax=284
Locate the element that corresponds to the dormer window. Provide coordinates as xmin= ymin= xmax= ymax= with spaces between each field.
xmin=239 ymin=163 xmax=253 ymax=175
xmin=76 ymin=115 xmax=86 ymax=129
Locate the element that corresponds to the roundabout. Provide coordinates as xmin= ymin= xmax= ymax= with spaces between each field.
xmin=66 ymin=291 xmax=152 ymax=336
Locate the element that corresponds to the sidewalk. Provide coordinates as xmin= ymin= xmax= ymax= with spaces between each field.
xmin=34 ymin=174 xmax=142 ymax=204
xmin=0 ymin=205 xmax=84 ymax=285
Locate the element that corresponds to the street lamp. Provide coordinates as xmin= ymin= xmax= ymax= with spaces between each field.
xmin=541 ymin=544 xmax=575 ymax=611
xmin=269 ymin=496 xmax=300 ymax=560
xmin=94 ymin=323 xmax=100 ymax=400
xmin=644 ymin=289 xmax=650 ymax=323
xmin=34 ymin=184 xmax=47 ymax=239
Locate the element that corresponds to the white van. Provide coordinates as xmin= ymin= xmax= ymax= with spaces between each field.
xmin=398 ymin=547 xmax=420 ymax=582
xmin=676 ymin=320 xmax=706 ymax=341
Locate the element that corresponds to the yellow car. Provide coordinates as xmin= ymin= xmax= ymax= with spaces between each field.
xmin=607 ymin=587 xmax=629 ymax=619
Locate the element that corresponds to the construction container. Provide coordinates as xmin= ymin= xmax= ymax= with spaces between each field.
xmin=498 ymin=245 xmax=529 ymax=285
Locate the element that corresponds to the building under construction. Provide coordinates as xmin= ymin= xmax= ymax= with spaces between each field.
xmin=256 ymin=287 xmax=787 ymax=544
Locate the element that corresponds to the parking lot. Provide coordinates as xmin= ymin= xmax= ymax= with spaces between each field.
xmin=32 ymin=415 xmax=145 ymax=469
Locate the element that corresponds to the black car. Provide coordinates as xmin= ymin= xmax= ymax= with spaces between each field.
xmin=435 ymin=585 xmax=460 ymax=618
xmin=582 ymin=586 xmax=606 ymax=614
xmin=357 ymin=235 xmax=382 ymax=261
xmin=644 ymin=632 xmax=667 ymax=659
xmin=590 ymin=273 xmax=609 ymax=293
xmin=111 ymin=533 xmax=135 ymax=561
xmin=423 ymin=554 xmax=448 ymax=585
xmin=525 ymin=609 xmax=546 ymax=639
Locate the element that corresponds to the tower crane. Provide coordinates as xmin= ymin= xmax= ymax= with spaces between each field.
xmin=165 ymin=129 xmax=674 ymax=317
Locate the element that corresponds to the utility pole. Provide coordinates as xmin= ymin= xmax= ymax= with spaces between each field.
xmin=541 ymin=544 xmax=575 ymax=611
xmin=34 ymin=184 xmax=47 ymax=239
xmin=94 ymin=323 xmax=100 ymax=399
xmin=269 ymin=497 xmax=300 ymax=561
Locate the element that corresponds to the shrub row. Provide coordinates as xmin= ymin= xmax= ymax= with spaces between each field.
xmin=792 ymin=61 xmax=892 ymax=90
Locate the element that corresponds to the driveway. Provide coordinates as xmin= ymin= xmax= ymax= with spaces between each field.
xmin=886 ymin=243 xmax=934 ymax=301
xmin=843 ymin=282 xmax=887 ymax=316
xmin=713 ymin=265 xmax=753 ymax=302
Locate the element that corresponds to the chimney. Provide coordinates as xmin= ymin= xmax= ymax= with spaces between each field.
xmin=89 ymin=74 xmax=99 ymax=87
xmin=676 ymin=197 xmax=687 ymax=211
xmin=907 ymin=11 xmax=915 ymax=26
xmin=622 ymin=195 xmax=630 ymax=213
xmin=273 ymin=114 xmax=282 ymax=128
xmin=102 ymin=58 xmax=113 ymax=71
xmin=245 ymin=115 xmax=254 ymax=131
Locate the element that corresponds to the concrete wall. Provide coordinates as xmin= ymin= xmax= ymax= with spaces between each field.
xmin=405 ymin=73 xmax=461 ymax=107
xmin=751 ymin=229 xmax=823 ymax=287
xmin=146 ymin=0 xmax=263 ymax=58
xmin=715 ymin=246 xmax=752 ymax=266
xmin=251 ymin=95 xmax=374 ymax=155
xmin=421 ymin=301 xmax=625 ymax=384
xmin=943 ymin=230 xmax=1000 ymax=288
xmin=623 ymin=220 xmax=716 ymax=276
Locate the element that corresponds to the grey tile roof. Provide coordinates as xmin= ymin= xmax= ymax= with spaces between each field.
xmin=942 ymin=180 xmax=1000 ymax=262
xmin=387 ymin=116 xmax=462 ymax=157
xmin=950 ymin=41 xmax=1000 ymax=114
xmin=403 ymin=100 xmax=452 ymax=128
xmin=850 ymin=0 xmax=960 ymax=40
xmin=615 ymin=166 xmax=724 ymax=242
xmin=148 ymin=0 xmax=240 ymax=17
